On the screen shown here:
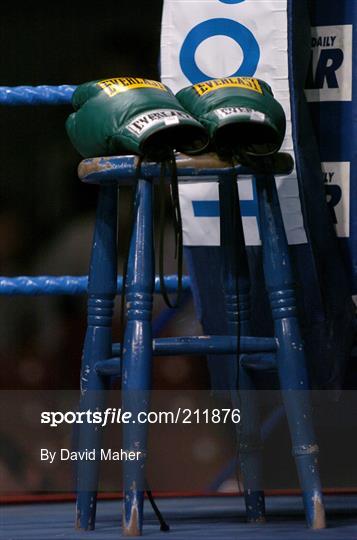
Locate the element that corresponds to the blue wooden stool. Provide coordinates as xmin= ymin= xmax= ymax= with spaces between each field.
xmin=75 ymin=152 xmax=326 ymax=535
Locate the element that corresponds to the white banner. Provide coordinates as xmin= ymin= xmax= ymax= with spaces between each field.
xmin=161 ymin=0 xmax=307 ymax=246
xmin=322 ymin=161 xmax=350 ymax=237
xmin=305 ymin=25 xmax=353 ymax=103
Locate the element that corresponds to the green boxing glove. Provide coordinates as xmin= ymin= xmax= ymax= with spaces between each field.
xmin=66 ymin=77 xmax=209 ymax=159
xmin=176 ymin=77 xmax=286 ymax=159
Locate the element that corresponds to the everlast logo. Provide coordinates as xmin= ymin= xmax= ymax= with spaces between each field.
xmin=97 ymin=77 xmax=167 ymax=97
xmin=127 ymin=109 xmax=192 ymax=137
xmin=193 ymin=77 xmax=263 ymax=96
xmin=215 ymin=106 xmax=255 ymax=118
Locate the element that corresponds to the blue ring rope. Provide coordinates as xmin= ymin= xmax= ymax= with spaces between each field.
xmin=0 ymin=86 xmax=193 ymax=299
xmin=0 ymin=275 xmax=191 ymax=296
xmin=0 ymin=85 xmax=76 ymax=105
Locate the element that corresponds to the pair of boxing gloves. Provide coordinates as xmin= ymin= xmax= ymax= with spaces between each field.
xmin=66 ymin=75 xmax=286 ymax=162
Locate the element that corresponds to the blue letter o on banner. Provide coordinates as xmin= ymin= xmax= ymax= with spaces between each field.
xmin=179 ymin=18 xmax=260 ymax=84
xmin=218 ymin=0 xmax=245 ymax=4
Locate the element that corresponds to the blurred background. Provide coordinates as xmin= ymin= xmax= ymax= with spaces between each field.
xmin=0 ymin=1 xmax=210 ymax=391
xmin=0 ymin=0 xmax=220 ymax=494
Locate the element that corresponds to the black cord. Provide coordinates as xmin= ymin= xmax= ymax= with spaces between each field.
xmin=146 ymin=486 xmax=170 ymax=532
xmin=158 ymin=150 xmax=183 ymax=309
xmin=231 ymin=159 xmax=242 ymax=370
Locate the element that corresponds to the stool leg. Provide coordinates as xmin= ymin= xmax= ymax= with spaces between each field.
xmin=256 ymin=174 xmax=326 ymax=529
xmin=76 ymin=185 xmax=118 ymax=530
xmin=121 ymin=178 xmax=154 ymax=536
xmin=219 ymin=175 xmax=265 ymax=523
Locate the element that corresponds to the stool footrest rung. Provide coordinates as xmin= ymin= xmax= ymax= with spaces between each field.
xmin=113 ymin=335 xmax=277 ymax=357
xmin=94 ymin=336 xmax=278 ymax=376
xmin=240 ymin=353 xmax=277 ymax=371
xmin=95 ymin=357 xmax=121 ymax=376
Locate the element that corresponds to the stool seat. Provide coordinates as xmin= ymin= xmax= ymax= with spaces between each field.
xmin=78 ymin=151 xmax=294 ymax=185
